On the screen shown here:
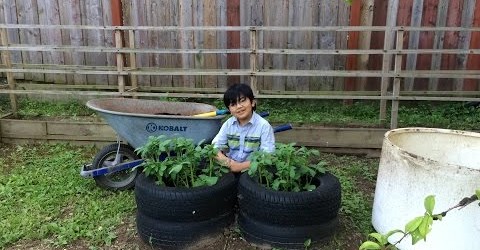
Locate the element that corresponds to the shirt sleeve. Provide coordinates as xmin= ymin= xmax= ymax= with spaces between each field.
xmin=260 ymin=123 xmax=275 ymax=153
xmin=212 ymin=122 xmax=228 ymax=149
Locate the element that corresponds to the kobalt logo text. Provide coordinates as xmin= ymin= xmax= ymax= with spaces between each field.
xmin=146 ymin=123 xmax=187 ymax=133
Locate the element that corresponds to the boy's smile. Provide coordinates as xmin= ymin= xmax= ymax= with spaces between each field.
xmin=228 ymin=96 xmax=255 ymax=126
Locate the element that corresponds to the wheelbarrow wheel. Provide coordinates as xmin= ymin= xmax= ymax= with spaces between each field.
xmin=89 ymin=143 xmax=140 ymax=191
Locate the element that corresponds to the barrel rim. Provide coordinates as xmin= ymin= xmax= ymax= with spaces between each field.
xmin=383 ymin=127 xmax=480 ymax=172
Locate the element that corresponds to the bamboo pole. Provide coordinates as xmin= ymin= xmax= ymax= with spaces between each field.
xmin=0 ymin=28 xmax=17 ymax=117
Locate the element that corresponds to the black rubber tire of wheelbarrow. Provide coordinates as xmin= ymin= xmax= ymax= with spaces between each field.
xmin=136 ymin=210 xmax=234 ymax=248
xmin=237 ymin=172 xmax=341 ymax=226
xmin=135 ymin=172 xmax=237 ymax=222
xmin=238 ymin=211 xmax=339 ymax=249
xmin=89 ymin=143 xmax=140 ymax=191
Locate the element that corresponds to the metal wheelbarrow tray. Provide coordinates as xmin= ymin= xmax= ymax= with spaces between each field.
xmin=80 ymin=98 xmax=225 ymax=190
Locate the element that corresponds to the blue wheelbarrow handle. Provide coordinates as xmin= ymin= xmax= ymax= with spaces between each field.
xmin=80 ymin=159 xmax=144 ymax=178
xmin=273 ymin=124 xmax=292 ymax=133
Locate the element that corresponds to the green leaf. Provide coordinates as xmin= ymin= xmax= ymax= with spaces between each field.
xmin=168 ymin=164 xmax=183 ymax=175
xmin=405 ymin=216 xmax=423 ymax=233
xmin=476 ymin=189 xmax=480 ymax=200
xmin=359 ymin=241 xmax=382 ymax=250
xmin=368 ymin=232 xmax=387 ymax=245
xmin=418 ymin=215 xmax=433 ymax=239
xmin=289 ymin=168 xmax=296 ymax=178
xmin=304 ymin=184 xmax=316 ymax=191
xmin=203 ymin=176 xmax=218 ymax=186
xmin=411 ymin=231 xmax=424 ymax=245
xmin=424 ymin=195 xmax=435 ymax=215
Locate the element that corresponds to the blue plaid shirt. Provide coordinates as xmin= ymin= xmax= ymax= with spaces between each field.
xmin=212 ymin=112 xmax=275 ymax=162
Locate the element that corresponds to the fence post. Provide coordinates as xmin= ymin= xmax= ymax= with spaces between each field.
xmin=111 ymin=0 xmax=125 ymax=94
xmin=0 ymin=28 xmax=17 ymax=117
xmin=128 ymin=29 xmax=138 ymax=98
xmin=250 ymin=27 xmax=258 ymax=94
xmin=115 ymin=30 xmax=125 ymax=94
xmin=391 ymin=30 xmax=404 ymax=129
xmin=380 ymin=0 xmax=399 ymax=123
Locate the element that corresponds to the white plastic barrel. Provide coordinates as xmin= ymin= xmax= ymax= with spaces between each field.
xmin=372 ymin=127 xmax=480 ymax=250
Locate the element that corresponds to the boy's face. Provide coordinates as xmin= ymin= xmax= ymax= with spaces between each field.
xmin=228 ymin=96 xmax=255 ymax=123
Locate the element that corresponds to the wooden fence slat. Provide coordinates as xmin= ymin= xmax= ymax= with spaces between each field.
xmin=38 ymin=0 xmax=66 ymax=84
xmin=415 ymin=0 xmax=439 ymax=91
xmin=286 ymin=0 xmax=312 ymax=91
xmin=334 ymin=0 xmax=350 ymax=91
xmin=216 ymin=0 xmax=228 ymax=88
xmin=83 ymin=0 xmax=108 ymax=85
xmin=310 ymin=0 xmax=337 ymax=91
xmin=193 ymin=0 xmax=204 ymax=87
xmin=464 ymin=0 xmax=480 ymax=90
xmin=179 ymin=0 xmax=194 ymax=87
xmin=169 ymin=0 xmax=181 ymax=87
xmin=250 ymin=0 xmax=264 ymax=88
xmin=59 ymin=0 xmax=86 ymax=85
xmin=147 ymin=0 xmax=162 ymax=87
xmin=429 ymin=0 xmax=449 ymax=90
xmin=16 ymin=0 xmax=44 ymax=82
xmin=405 ymin=0 xmax=423 ymax=91
xmin=1 ymin=0 xmax=23 ymax=79
xmin=380 ymin=0 xmax=399 ymax=121
xmin=263 ymin=0 xmax=288 ymax=91
xmin=239 ymin=0 xmax=264 ymax=85
xmin=439 ymin=0 xmax=463 ymax=90
xmin=127 ymin=0 xmax=150 ymax=87
xmin=203 ymin=0 xmax=218 ymax=88
xmin=358 ymin=0 xmax=375 ymax=90
xmin=455 ymin=0 xmax=477 ymax=90
xmin=101 ymin=0 xmax=116 ymax=86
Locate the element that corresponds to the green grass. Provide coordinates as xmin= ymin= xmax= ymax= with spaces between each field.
xmin=1 ymin=97 xmax=480 ymax=130
xmin=324 ymin=154 xmax=379 ymax=235
xmin=0 ymin=143 xmax=378 ymax=249
xmin=0 ymin=144 xmax=136 ymax=248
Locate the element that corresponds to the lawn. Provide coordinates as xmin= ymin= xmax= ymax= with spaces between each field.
xmin=0 ymin=143 xmax=379 ymax=250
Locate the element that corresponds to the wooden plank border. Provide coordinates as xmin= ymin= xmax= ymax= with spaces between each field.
xmin=0 ymin=118 xmax=388 ymax=154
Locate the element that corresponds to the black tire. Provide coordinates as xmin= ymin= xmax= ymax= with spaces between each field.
xmin=238 ymin=172 xmax=341 ymax=226
xmin=136 ymin=211 xmax=234 ymax=248
xmin=238 ymin=211 xmax=338 ymax=250
xmin=88 ymin=143 xmax=140 ymax=190
xmin=135 ymin=172 xmax=237 ymax=222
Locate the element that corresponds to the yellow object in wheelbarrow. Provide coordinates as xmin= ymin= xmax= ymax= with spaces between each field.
xmin=193 ymin=109 xmax=230 ymax=117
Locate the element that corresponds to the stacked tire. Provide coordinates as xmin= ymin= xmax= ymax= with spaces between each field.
xmin=135 ymin=172 xmax=237 ymax=249
xmin=237 ymin=172 xmax=342 ymax=249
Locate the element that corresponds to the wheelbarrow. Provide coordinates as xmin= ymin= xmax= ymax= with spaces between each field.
xmin=80 ymin=98 xmax=292 ymax=190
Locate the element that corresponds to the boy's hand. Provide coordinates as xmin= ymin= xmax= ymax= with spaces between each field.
xmin=229 ymin=160 xmax=250 ymax=173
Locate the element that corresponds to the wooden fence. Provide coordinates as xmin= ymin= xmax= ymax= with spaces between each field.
xmin=0 ymin=0 xmax=479 ymax=91
xmin=0 ymin=0 xmax=480 ymax=129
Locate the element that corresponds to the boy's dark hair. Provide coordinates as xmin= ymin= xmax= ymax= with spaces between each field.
xmin=223 ymin=83 xmax=256 ymax=111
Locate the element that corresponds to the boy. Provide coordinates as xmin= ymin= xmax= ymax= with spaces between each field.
xmin=212 ymin=83 xmax=275 ymax=172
